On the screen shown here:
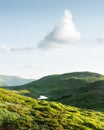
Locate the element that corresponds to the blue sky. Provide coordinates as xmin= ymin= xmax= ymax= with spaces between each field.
xmin=0 ymin=0 xmax=104 ymax=79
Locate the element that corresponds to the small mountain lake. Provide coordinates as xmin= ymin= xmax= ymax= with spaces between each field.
xmin=38 ymin=95 xmax=48 ymax=100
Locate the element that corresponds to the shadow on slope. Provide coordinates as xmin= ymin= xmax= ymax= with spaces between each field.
xmin=56 ymin=80 xmax=104 ymax=112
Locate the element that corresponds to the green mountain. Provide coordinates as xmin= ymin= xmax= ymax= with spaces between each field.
xmin=0 ymin=75 xmax=34 ymax=86
xmin=57 ymin=80 xmax=104 ymax=111
xmin=0 ymin=88 xmax=104 ymax=130
xmin=8 ymin=71 xmax=104 ymax=111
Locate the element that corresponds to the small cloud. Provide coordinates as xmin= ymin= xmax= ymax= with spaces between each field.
xmin=0 ymin=44 xmax=33 ymax=52
xmin=0 ymin=45 xmax=10 ymax=52
xmin=96 ymin=36 xmax=104 ymax=43
xmin=16 ymin=65 xmax=42 ymax=70
xmin=11 ymin=46 xmax=33 ymax=52
xmin=16 ymin=65 xmax=33 ymax=69
xmin=38 ymin=10 xmax=80 ymax=50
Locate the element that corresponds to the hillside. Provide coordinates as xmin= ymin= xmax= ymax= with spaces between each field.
xmin=58 ymin=80 xmax=104 ymax=111
xmin=8 ymin=72 xmax=104 ymax=109
xmin=0 ymin=88 xmax=104 ymax=130
xmin=0 ymin=75 xmax=34 ymax=86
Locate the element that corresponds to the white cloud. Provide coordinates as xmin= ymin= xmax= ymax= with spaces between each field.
xmin=13 ymin=64 xmax=44 ymax=79
xmin=0 ymin=45 xmax=10 ymax=52
xmin=17 ymin=65 xmax=42 ymax=70
xmin=11 ymin=46 xmax=33 ymax=51
xmin=0 ymin=44 xmax=33 ymax=52
xmin=96 ymin=36 xmax=104 ymax=43
xmin=38 ymin=10 xmax=80 ymax=50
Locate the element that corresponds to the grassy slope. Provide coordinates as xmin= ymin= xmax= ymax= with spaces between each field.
xmin=0 ymin=88 xmax=104 ymax=130
xmin=58 ymin=80 xmax=104 ymax=111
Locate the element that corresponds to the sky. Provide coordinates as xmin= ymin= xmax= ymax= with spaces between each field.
xmin=0 ymin=0 xmax=104 ymax=79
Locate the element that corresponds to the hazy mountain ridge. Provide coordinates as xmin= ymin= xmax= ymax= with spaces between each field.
xmin=0 ymin=75 xmax=34 ymax=86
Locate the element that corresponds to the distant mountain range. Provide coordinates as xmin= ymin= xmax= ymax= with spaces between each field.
xmin=8 ymin=71 xmax=104 ymax=111
xmin=0 ymin=75 xmax=34 ymax=86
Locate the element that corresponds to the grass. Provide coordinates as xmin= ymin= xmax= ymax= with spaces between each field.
xmin=57 ymin=80 xmax=104 ymax=111
xmin=0 ymin=88 xmax=104 ymax=129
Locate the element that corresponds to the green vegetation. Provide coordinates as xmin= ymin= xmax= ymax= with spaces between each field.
xmin=0 ymin=88 xmax=104 ymax=130
xmin=9 ymin=71 xmax=104 ymax=97
xmin=57 ymin=80 xmax=104 ymax=111
xmin=7 ymin=71 xmax=104 ymax=111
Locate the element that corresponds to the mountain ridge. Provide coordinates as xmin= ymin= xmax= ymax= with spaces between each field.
xmin=0 ymin=74 xmax=35 ymax=86
xmin=6 ymin=71 xmax=104 ymax=111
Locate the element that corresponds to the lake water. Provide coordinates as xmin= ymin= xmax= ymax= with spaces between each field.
xmin=38 ymin=95 xmax=48 ymax=100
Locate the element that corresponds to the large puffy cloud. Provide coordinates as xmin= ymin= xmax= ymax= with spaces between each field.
xmin=38 ymin=10 xmax=80 ymax=50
